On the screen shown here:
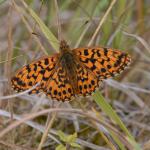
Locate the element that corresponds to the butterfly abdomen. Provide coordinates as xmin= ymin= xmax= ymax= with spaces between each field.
xmin=60 ymin=52 xmax=79 ymax=93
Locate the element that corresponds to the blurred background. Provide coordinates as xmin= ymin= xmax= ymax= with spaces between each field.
xmin=0 ymin=0 xmax=150 ymax=150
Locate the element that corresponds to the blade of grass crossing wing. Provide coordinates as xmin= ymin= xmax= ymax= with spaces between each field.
xmin=93 ymin=91 xmax=142 ymax=150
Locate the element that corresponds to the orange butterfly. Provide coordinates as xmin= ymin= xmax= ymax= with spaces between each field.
xmin=11 ymin=40 xmax=131 ymax=101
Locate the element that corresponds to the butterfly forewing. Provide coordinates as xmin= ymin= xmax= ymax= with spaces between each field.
xmin=73 ymin=47 xmax=131 ymax=80
xmin=11 ymin=55 xmax=58 ymax=94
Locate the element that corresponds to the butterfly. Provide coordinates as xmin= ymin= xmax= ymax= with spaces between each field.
xmin=11 ymin=40 xmax=131 ymax=101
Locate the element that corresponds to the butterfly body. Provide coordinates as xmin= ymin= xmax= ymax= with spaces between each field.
xmin=11 ymin=40 xmax=131 ymax=101
xmin=59 ymin=41 xmax=79 ymax=94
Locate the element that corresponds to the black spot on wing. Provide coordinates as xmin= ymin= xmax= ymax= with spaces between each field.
xmin=84 ymin=49 xmax=89 ymax=56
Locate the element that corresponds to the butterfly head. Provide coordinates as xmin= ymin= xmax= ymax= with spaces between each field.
xmin=60 ymin=40 xmax=70 ymax=53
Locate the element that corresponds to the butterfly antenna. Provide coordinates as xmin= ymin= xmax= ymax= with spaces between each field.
xmin=54 ymin=0 xmax=62 ymax=42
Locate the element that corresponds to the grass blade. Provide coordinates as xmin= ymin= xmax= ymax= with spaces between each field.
xmin=93 ymin=91 xmax=141 ymax=150
xmin=21 ymin=1 xmax=59 ymax=52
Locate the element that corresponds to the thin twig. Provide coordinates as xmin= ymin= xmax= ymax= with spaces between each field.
xmin=12 ymin=0 xmax=48 ymax=55
xmin=0 ymin=108 xmax=134 ymax=149
xmin=0 ymin=140 xmax=35 ymax=150
xmin=0 ymin=83 xmax=40 ymax=100
xmin=88 ymin=0 xmax=117 ymax=46
xmin=75 ymin=23 xmax=91 ymax=48
xmin=5 ymin=0 xmax=14 ymax=139
xmin=0 ymin=109 xmax=108 ymax=150
xmin=123 ymin=31 xmax=150 ymax=54
xmin=54 ymin=0 xmax=62 ymax=41
xmin=0 ymin=55 xmax=23 ymax=64
xmin=37 ymin=104 xmax=60 ymax=150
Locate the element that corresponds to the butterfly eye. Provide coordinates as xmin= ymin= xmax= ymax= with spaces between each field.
xmin=81 ymin=78 xmax=85 ymax=82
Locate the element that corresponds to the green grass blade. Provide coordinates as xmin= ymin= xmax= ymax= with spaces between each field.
xmin=0 ymin=0 xmax=7 ymax=4
xmin=93 ymin=91 xmax=142 ymax=150
xmin=109 ymin=131 xmax=126 ymax=150
xmin=22 ymin=1 xmax=59 ymax=52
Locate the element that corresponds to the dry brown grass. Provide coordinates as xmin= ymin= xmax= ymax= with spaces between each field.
xmin=0 ymin=0 xmax=150 ymax=150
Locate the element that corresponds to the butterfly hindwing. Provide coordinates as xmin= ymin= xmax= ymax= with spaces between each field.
xmin=45 ymin=62 xmax=99 ymax=99
xmin=76 ymin=63 xmax=99 ymax=96
xmin=45 ymin=66 xmax=75 ymax=101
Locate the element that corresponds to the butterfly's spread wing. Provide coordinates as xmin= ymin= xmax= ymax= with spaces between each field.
xmin=11 ymin=55 xmax=58 ymax=94
xmin=76 ymin=63 xmax=99 ymax=96
xmin=45 ymin=66 xmax=75 ymax=101
xmin=73 ymin=47 xmax=131 ymax=80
